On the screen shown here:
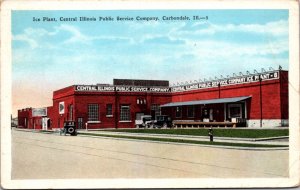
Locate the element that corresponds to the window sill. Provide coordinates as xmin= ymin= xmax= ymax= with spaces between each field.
xmin=119 ymin=121 xmax=132 ymax=123
xmin=87 ymin=121 xmax=101 ymax=124
xmin=106 ymin=115 xmax=113 ymax=118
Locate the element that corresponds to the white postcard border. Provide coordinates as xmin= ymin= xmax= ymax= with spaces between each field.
xmin=1 ymin=0 xmax=299 ymax=189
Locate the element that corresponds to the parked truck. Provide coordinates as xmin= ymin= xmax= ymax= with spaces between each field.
xmin=135 ymin=115 xmax=153 ymax=128
xmin=152 ymin=115 xmax=173 ymax=128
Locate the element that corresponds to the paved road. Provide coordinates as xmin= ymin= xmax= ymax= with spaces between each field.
xmin=12 ymin=130 xmax=289 ymax=179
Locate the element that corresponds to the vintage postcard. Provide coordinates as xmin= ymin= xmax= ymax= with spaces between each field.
xmin=1 ymin=0 xmax=299 ymax=189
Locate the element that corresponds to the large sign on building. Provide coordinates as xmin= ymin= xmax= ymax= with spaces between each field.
xmin=32 ymin=108 xmax=47 ymax=117
xmin=75 ymin=85 xmax=171 ymax=93
xmin=171 ymin=71 xmax=279 ymax=92
xmin=75 ymin=71 xmax=279 ymax=93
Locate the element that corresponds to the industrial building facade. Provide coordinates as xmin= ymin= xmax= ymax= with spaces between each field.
xmin=17 ymin=69 xmax=288 ymax=129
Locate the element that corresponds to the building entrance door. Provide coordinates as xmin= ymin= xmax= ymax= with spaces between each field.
xmin=226 ymin=103 xmax=247 ymax=126
xmin=227 ymin=103 xmax=243 ymax=120
xmin=202 ymin=108 xmax=214 ymax=121
xmin=77 ymin=117 xmax=83 ymax=129
xmin=47 ymin=119 xmax=51 ymax=129
xmin=42 ymin=118 xmax=49 ymax=130
xmin=209 ymin=108 xmax=214 ymax=121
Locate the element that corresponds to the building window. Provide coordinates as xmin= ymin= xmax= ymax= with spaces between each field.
xmin=175 ymin=106 xmax=182 ymax=118
xmin=120 ymin=105 xmax=131 ymax=121
xmin=151 ymin=104 xmax=161 ymax=117
xmin=88 ymin=104 xmax=99 ymax=121
xmin=137 ymin=98 xmax=147 ymax=105
xmin=106 ymin=104 xmax=113 ymax=116
xmin=187 ymin=105 xmax=195 ymax=118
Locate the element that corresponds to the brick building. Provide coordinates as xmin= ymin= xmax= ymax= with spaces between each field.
xmin=17 ymin=69 xmax=288 ymax=129
xmin=50 ymin=79 xmax=171 ymax=129
xmin=18 ymin=107 xmax=52 ymax=130
xmin=163 ymin=70 xmax=288 ymax=127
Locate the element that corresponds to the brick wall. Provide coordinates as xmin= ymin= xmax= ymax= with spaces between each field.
xmin=52 ymin=90 xmax=172 ymax=129
xmin=171 ymin=78 xmax=284 ymax=120
xmin=17 ymin=108 xmax=43 ymax=129
xmin=18 ymin=108 xmax=31 ymax=128
xmin=280 ymin=71 xmax=289 ymax=119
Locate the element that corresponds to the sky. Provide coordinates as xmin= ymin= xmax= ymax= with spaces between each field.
xmin=12 ymin=10 xmax=289 ymax=116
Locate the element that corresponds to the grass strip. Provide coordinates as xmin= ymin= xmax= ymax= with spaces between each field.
xmin=78 ymin=132 xmax=288 ymax=148
xmin=104 ymin=129 xmax=288 ymax=138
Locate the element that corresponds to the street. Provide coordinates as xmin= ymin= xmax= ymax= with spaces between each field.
xmin=12 ymin=130 xmax=289 ymax=179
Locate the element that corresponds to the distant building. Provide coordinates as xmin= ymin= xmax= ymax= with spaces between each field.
xmin=11 ymin=116 xmax=18 ymax=127
xmin=18 ymin=107 xmax=52 ymax=130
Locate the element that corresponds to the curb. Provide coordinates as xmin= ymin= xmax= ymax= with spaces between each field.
xmin=78 ymin=130 xmax=288 ymax=142
xmin=77 ymin=132 xmax=289 ymax=150
xmin=254 ymin=136 xmax=289 ymax=141
xmin=77 ymin=133 xmax=289 ymax=151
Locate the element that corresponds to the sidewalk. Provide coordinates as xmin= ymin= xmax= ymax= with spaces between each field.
xmin=13 ymin=128 xmax=289 ymax=148
xmin=77 ymin=130 xmax=289 ymax=146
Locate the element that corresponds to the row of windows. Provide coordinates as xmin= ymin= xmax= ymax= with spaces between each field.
xmin=175 ymin=104 xmax=243 ymax=118
xmin=175 ymin=106 xmax=195 ymax=118
xmin=87 ymin=104 xmax=194 ymax=121
xmin=73 ymin=104 xmax=240 ymax=121
xmin=87 ymin=104 xmax=145 ymax=121
xmin=87 ymin=104 xmax=162 ymax=121
xmin=88 ymin=104 xmax=114 ymax=121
